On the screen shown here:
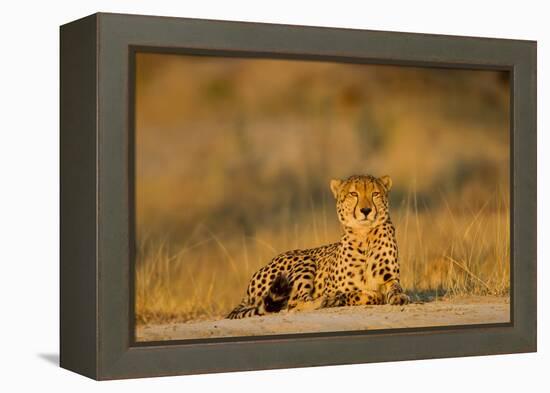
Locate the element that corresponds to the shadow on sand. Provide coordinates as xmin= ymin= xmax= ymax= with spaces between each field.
xmin=406 ymin=289 xmax=448 ymax=304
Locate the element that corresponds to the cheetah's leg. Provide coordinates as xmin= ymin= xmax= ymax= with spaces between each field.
xmin=382 ymin=279 xmax=409 ymax=305
xmin=287 ymin=283 xmax=324 ymax=312
xmin=290 ymin=296 xmax=326 ymax=312
xmin=372 ymin=260 xmax=410 ymax=305
xmin=322 ymin=290 xmax=384 ymax=307
xmin=286 ymin=261 xmax=322 ymax=312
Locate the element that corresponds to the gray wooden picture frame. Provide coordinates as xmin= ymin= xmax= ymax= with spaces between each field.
xmin=60 ymin=12 xmax=537 ymax=380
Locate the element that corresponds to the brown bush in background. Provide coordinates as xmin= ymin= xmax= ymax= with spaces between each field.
xmin=135 ymin=53 xmax=510 ymax=324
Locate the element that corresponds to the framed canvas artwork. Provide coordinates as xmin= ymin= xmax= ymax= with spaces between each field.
xmin=60 ymin=13 xmax=536 ymax=379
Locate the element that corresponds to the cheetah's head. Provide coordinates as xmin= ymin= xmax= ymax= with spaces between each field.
xmin=330 ymin=174 xmax=392 ymax=231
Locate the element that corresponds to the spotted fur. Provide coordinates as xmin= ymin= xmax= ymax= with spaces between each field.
xmin=227 ymin=174 xmax=409 ymax=319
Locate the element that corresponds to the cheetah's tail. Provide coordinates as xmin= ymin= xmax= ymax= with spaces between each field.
xmin=226 ymin=274 xmax=292 ymax=319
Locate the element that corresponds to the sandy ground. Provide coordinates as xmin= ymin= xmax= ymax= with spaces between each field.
xmin=136 ymin=296 xmax=509 ymax=342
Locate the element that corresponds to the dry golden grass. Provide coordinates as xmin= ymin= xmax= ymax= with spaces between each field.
xmin=135 ymin=190 xmax=509 ymax=325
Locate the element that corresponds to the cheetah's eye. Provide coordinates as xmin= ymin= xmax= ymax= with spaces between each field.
xmin=372 ymin=192 xmax=380 ymax=197
xmin=349 ymin=192 xmax=358 ymax=197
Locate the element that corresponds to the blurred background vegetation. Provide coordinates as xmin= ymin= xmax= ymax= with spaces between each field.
xmin=135 ymin=53 xmax=510 ymax=326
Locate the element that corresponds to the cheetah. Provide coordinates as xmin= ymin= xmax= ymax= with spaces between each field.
xmin=227 ymin=174 xmax=409 ymax=319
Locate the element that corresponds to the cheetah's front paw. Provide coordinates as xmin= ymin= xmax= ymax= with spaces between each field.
xmin=387 ymin=292 xmax=410 ymax=305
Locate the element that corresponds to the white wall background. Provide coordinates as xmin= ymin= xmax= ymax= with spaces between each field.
xmin=0 ymin=0 xmax=546 ymax=391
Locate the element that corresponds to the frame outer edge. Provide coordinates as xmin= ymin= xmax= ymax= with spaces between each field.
xmin=90 ymin=13 xmax=537 ymax=379
xmin=515 ymin=41 xmax=537 ymax=351
xmin=60 ymin=13 xmax=99 ymax=379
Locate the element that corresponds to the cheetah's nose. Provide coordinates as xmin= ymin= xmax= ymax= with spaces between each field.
xmin=360 ymin=207 xmax=372 ymax=216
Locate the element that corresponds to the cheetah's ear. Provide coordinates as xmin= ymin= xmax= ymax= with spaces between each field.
xmin=330 ymin=179 xmax=343 ymax=198
xmin=379 ymin=175 xmax=392 ymax=192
